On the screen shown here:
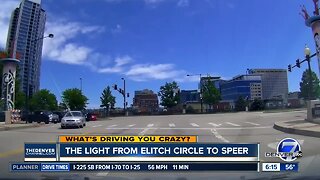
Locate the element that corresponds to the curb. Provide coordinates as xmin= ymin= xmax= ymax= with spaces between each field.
xmin=0 ymin=123 xmax=43 ymax=131
xmin=273 ymin=122 xmax=320 ymax=138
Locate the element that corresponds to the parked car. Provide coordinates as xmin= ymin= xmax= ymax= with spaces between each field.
xmin=27 ymin=111 xmax=59 ymax=124
xmin=85 ymin=112 xmax=97 ymax=121
xmin=53 ymin=111 xmax=65 ymax=122
xmin=61 ymin=111 xmax=86 ymax=129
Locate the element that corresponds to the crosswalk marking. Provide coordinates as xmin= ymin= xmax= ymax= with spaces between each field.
xmin=92 ymin=125 xmax=102 ymax=128
xmin=128 ymin=124 xmax=136 ymax=127
xmin=190 ymin=123 xmax=199 ymax=127
xmin=208 ymin=123 xmax=221 ymax=127
xmin=108 ymin=124 xmax=118 ymax=127
xmin=245 ymin=122 xmax=260 ymax=126
xmin=147 ymin=124 xmax=154 ymax=127
xmin=225 ymin=122 xmax=240 ymax=126
xmin=169 ymin=123 xmax=175 ymax=127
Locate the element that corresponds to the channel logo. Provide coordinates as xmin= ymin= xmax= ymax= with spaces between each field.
xmin=265 ymin=138 xmax=302 ymax=162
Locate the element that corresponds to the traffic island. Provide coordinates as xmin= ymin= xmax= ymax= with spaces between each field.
xmin=274 ymin=120 xmax=320 ymax=138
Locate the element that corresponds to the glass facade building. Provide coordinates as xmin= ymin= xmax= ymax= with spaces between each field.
xmin=220 ymin=75 xmax=262 ymax=102
xmin=6 ymin=0 xmax=46 ymax=97
xmin=179 ymin=90 xmax=200 ymax=104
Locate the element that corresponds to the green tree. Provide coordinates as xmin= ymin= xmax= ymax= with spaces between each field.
xmin=235 ymin=96 xmax=247 ymax=111
xmin=299 ymin=69 xmax=320 ymax=100
xmin=29 ymin=89 xmax=58 ymax=111
xmin=250 ymin=98 xmax=264 ymax=111
xmin=202 ymin=77 xmax=221 ymax=109
xmin=158 ymin=81 xmax=180 ymax=108
xmin=62 ymin=88 xmax=88 ymax=110
xmin=14 ymin=76 xmax=26 ymax=110
xmin=100 ymin=86 xmax=116 ymax=116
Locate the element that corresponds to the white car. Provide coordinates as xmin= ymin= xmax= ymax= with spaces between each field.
xmin=61 ymin=111 xmax=86 ymax=129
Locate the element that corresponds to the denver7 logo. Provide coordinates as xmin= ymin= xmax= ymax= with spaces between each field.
xmin=277 ymin=138 xmax=302 ymax=162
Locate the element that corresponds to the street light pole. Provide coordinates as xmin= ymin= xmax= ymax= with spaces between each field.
xmin=305 ymin=45 xmax=313 ymax=100
xmin=187 ymin=74 xmax=203 ymax=113
xmin=80 ymin=77 xmax=82 ymax=92
xmin=25 ymin=34 xmax=54 ymax=111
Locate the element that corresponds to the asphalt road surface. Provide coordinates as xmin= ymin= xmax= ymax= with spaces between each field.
xmin=0 ymin=111 xmax=319 ymax=180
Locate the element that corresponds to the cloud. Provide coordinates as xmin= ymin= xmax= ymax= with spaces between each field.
xmin=0 ymin=0 xmax=19 ymax=48
xmin=43 ymin=21 xmax=106 ymax=66
xmin=97 ymin=55 xmax=133 ymax=73
xmin=125 ymin=63 xmax=186 ymax=81
xmin=111 ymin=24 xmax=122 ymax=34
xmin=177 ymin=0 xmax=189 ymax=7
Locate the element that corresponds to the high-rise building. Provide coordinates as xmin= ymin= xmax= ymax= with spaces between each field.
xmin=248 ymin=69 xmax=289 ymax=105
xmin=6 ymin=0 xmax=46 ymax=97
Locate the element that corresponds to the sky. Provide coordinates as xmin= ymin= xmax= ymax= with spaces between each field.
xmin=0 ymin=0 xmax=319 ymax=108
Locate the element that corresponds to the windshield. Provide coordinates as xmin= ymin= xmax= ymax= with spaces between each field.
xmin=65 ymin=112 xmax=82 ymax=117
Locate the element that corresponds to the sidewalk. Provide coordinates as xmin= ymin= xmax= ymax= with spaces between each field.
xmin=274 ymin=120 xmax=320 ymax=138
xmin=0 ymin=122 xmax=44 ymax=131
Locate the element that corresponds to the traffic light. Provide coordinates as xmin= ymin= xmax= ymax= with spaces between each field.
xmin=288 ymin=64 xmax=292 ymax=72
xmin=296 ymin=59 xmax=301 ymax=68
xmin=113 ymin=84 xmax=117 ymax=90
xmin=127 ymin=93 xmax=129 ymax=97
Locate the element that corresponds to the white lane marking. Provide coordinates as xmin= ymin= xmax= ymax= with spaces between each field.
xmin=211 ymin=129 xmax=229 ymax=143
xmin=138 ymin=128 xmax=149 ymax=135
xmin=128 ymin=124 xmax=136 ymax=127
xmin=268 ymin=139 xmax=304 ymax=150
xmin=169 ymin=123 xmax=176 ymax=127
xmin=92 ymin=125 xmax=102 ymax=128
xmin=147 ymin=124 xmax=154 ymax=127
xmin=104 ymin=126 xmax=272 ymax=130
xmin=226 ymin=122 xmax=240 ymax=126
xmin=96 ymin=172 xmax=109 ymax=176
xmin=190 ymin=123 xmax=199 ymax=127
xmin=244 ymin=122 xmax=260 ymax=126
xmin=208 ymin=123 xmax=221 ymax=127
xmin=108 ymin=124 xmax=118 ymax=127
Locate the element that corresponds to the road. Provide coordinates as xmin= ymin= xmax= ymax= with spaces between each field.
xmin=0 ymin=110 xmax=319 ymax=180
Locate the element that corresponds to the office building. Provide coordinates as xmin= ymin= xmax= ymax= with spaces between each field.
xmin=133 ymin=89 xmax=159 ymax=113
xmin=6 ymin=0 xmax=46 ymax=97
xmin=179 ymin=90 xmax=200 ymax=104
xmin=248 ymin=69 xmax=289 ymax=106
xmin=220 ymin=75 xmax=263 ymax=103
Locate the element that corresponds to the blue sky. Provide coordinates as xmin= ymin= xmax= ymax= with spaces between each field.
xmin=0 ymin=0 xmax=319 ymax=108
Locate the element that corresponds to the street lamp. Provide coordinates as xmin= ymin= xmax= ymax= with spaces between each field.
xmin=80 ymin=77 xmax=82 ymax=92
xmin=305 ymin=44 xmax=314 ymax=100
xmin=187 ymin=74 xmax=203 ymax=113
xmin=25 ymin=33 xmax=54 ymax=111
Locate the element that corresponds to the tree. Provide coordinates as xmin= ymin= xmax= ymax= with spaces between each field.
xmin=299 ymin=69 xmax=320 ymax=100
xmin=250 ymin=98 xmax=264 ymax=111
xmin=202 ymin=77 xmax=221 ymax=109
xmin=29 ymin=89 xmax=58 ymax=111
xmin=158 ymin=81 xmax=180 ymax=108
xmin=100 ymin=86 xmax=116 ymax=116
xmin=235 ymin=96 xmax=247 ymax=111
xmin=14 ymin=76 xmax=26 ymax=110
xmin=62 ymin=88 xmax=88 ymax=110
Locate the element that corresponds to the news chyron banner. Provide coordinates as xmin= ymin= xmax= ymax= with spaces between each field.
xmin=15 ymin=135 xmax=260 ymax=172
